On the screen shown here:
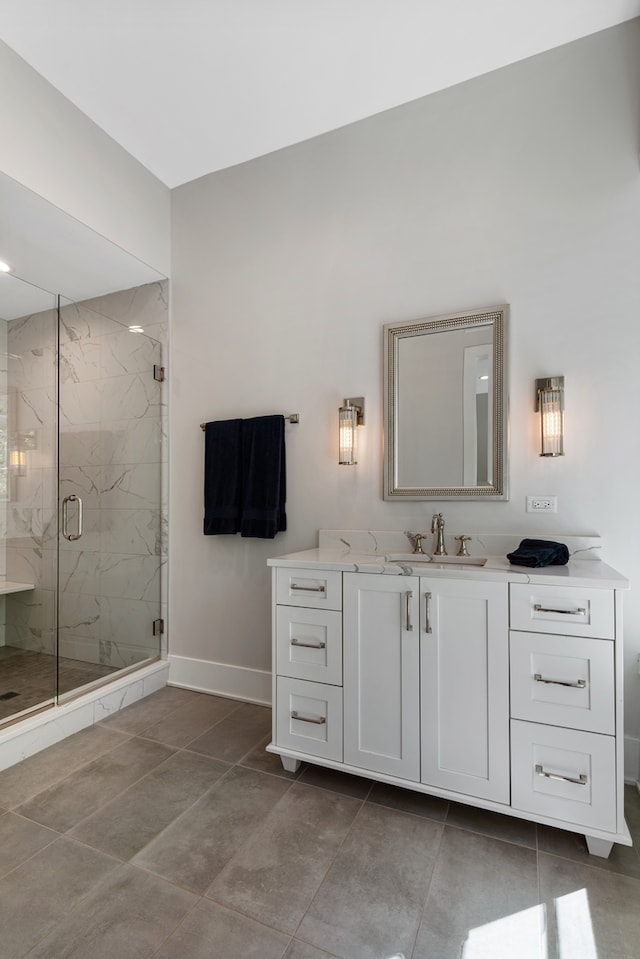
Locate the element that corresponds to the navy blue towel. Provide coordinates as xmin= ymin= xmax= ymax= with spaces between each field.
xmin=203 ymin=419 xmax=243 ymax=534
xmin=240 ymin=415 xmax=287 ymax=539
xmin=507 ymin=538 xmax=569 ymax=568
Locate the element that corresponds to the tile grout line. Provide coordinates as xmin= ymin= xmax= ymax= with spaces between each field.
xmin=408 ymin=816 xmax=447 ymax=959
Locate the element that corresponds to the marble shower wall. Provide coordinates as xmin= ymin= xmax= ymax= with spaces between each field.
xmin=5 ymin=280 xmax=168 ymax=672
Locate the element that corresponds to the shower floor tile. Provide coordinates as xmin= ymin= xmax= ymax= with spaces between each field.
xmin=0 ymin=647 xmax=117 ymax=721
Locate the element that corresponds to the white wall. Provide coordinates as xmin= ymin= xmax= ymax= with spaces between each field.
xmin=0 ymin=39 xmax=170 ymax=276
xmin=170 ymin=22 xmax=640 ymax=753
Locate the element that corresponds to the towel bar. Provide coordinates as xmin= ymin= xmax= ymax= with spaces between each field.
xmin=200 ymin=414 xmax=299 ymax=429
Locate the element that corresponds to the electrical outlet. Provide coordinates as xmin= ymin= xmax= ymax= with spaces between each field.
xmin=526 ymin=495 xmax=558 ymax=513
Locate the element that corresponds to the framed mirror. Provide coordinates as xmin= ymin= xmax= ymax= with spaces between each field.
xmin=383 ymin=304 xmax=508 ymax=500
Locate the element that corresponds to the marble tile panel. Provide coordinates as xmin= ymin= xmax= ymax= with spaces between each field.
xmin=132 ymin=765 xmax=291 ymax=893
xmin=5 ymin=587 xmax=56 ymax=631
xmin=60 ymin=337 xmax=101 ymax=383
xmin=187 ymin=702 xmax=273 ymax=763
xmin=446 ymin=800 xmax=538 ymax=849
xmin=539 ymin=851 xmax=640 ymax=959
xmin=0 ymin=810 xmax=59 ymax=877
xmin=413 ymin=826 xmax=541 ymax=959
xmin=101 ymin=464 xmax=160 ymax=510
xmin=60 ymin=379 xmax=102 ymax=426
xmin=97 ymin=552 xmax=163 ymax=602
xmin=97 ymin=639 xmax=158 ymax=670
xmin=10 ymin=383 xmax=56 ymax=432
xmin=4 ymin=625 xmax=56 ymax=656
xmin=5 ymin=505 xmax=56 ymax=549
xmin=98 ymin=280 xmax=168 ymax=331
xmin=59 ymin=301 xmax=104 ymax=344
xmin=101 ymin=372 xmax=162 ymax=423
xmin=97 ymin=595 xmax=160 ymax=647
xmin=100 ymin=508 xmax=161 ymax=556
xmin=101 ymin=327 xmax=161 ymax=378
xmin=26 ymin=862 xmax=196 ymax=959
xmin=8 ymin=466 xmax=46 ymax=511
xmin=17 ymin=736 xmax=175 ymax=832
xmin=207 ymin=781 xmax=361 ymax=934
xmin=59 ymin=465 xmax=102 ymax=508
xmin=0 ymin=836 xmax=120 ymax=959
xmin=8 ymin=309 xmax=56 ymax=358
xmin=69 ymin=749 xmax=230 ymax=860
xmin=58 ymin=591 xmax=101 ymax=640
xmin=101 ymin=416 xmax=164 ymax=466
xmin=297 ymin=803 xmax=442 ymax=959
xmin=59 ymin=425 xmax=102 ymax=467
xmin=6 ymin=543 xmax=56 ymax=586
xmin=58 ymin=549 xmax=100 ymax=595
xmin=140 ymin=692 xmax=241 ymax=747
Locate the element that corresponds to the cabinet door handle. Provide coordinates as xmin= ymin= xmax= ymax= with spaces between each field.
xmin=405 ymin=590 xmax=414 ymax=632
xmin=534 ymin=673 xmax=586 ymax=689
xmin=533 ymin=604 xmax=586 ymax=616
xmin=424 ymin=592 xmax=432 ymax=633
xmin=535 ymin=763 xmax=587 ymax=786
xmin=291 ymin=710 xmax=326 ymax=725
xmin=291 ymin=638 xmax=326 ymax=649
xmin=291 ymin=583 xmax=326 ymax=593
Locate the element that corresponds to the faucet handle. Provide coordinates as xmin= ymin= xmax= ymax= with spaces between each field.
xmin=407 ymin=532 xmax=427 ymax=554
xmin=454 ymin=535 xmax=472 ymax=557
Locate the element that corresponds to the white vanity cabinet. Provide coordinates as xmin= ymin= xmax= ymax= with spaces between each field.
xmin=268 ymin=553 xmax=630 ymax=857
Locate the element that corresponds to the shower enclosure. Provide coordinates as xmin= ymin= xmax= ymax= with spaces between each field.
xmin=0 ymin=274 xmax=167 ymax=726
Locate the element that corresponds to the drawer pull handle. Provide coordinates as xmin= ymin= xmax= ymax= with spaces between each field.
xmin=291 ymin=710 xmax=326 ymax=725
xmin=405 ymin=590 xmax=414 ymax=632
xmin=291 ymin=583 xmax=326 ymax=593
xmin=534 ymin=673 xmax=587 ymax=689
xmin=535 ymin=763 xmax=587 ymax=786
xmin=291 ymin=638 xmax=326 ymax=650
xmin=533 ymin=604 xmax=586 ymax=616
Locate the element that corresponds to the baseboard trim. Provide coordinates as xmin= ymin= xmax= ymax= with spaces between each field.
xmin=168 ymin=655 xmax=271 ymax=706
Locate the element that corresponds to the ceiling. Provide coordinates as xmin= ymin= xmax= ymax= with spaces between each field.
xmin=0 ymin=0 xmax=639 ymax=189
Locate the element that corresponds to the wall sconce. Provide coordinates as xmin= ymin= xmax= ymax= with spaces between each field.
xmin=339 ymin=397 xmax=365 ymax=465
xmin=535 ymin=376 xmax=564 ymax=457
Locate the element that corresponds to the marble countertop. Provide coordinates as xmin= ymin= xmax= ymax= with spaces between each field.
xmin=268 ymin=545 xmax=629 ymax=590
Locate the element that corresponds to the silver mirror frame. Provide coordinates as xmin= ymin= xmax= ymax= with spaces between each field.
xmin=383 ymin=304 xmax=509 ymax=500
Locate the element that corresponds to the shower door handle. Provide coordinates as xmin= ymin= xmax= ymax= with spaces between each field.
xmin=62 ymin=494 xmax=83 ymax=541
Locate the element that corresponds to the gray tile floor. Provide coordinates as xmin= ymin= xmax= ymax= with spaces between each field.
xmin=0 ymin=686 xmax=639 ymax=959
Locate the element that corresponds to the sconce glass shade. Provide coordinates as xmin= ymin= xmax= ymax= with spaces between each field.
xmin=536 ymin=377 xmax=564 ymax=457
xmin=339 ymin=403 xmax=359 ymax=465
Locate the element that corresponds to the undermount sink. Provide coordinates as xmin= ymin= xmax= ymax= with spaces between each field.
xmin=386 ymin=553 xmax=487 ymax=567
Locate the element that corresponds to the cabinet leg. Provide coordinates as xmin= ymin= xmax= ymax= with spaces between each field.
xmin=281 ymin=756 xmax=301 ymax=773
xmin=585 ymin=836 xmax=613 ymax=858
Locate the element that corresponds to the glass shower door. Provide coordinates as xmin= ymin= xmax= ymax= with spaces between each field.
xmin=57 ymin=287 xmax=165 ymax=697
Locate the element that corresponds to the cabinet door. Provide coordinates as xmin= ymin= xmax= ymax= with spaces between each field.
xmin=421 ymin=577 xmax=509 ymax=803
xmin=343 ymin=572 xmax=420 ymax=780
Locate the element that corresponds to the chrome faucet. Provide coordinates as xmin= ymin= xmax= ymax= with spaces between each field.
xmin=431 ymin=513 xmax=447 ymax=555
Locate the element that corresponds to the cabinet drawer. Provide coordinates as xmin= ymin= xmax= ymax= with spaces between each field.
xmin=276 ymin=677 xmax=343 ymax=761
xmin=276 ymin=568 xmax=342 ymax=610
xmin=276 ymin=607 xmax=343 ymax=685
xmin=510 ymin=583 xmax=614 ymax=639
xmin=511 ymin=720 xmax=616 ymax=832
xmin=510 ymin=632 xmax=614 ymax=734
